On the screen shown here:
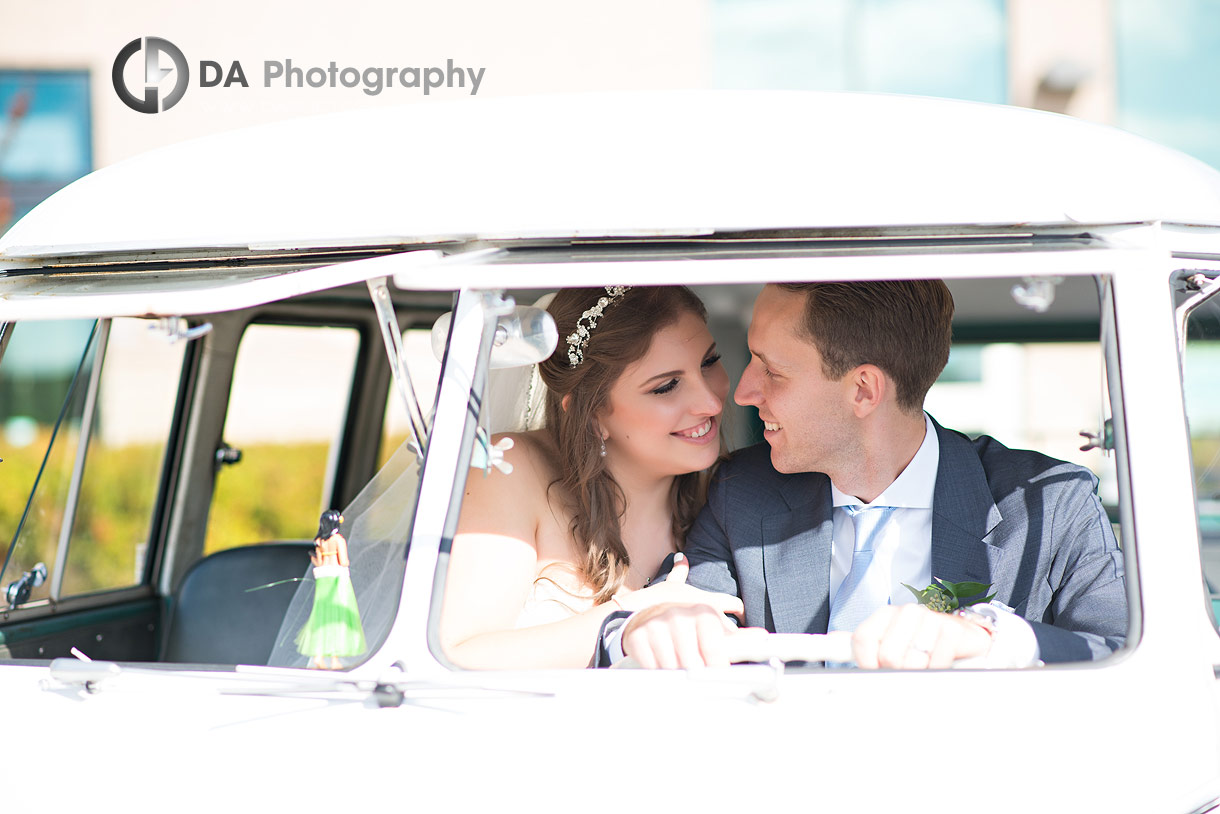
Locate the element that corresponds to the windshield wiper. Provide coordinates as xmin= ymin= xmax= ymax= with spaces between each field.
xmin=45 ymin=657 xmax=554 ymax=708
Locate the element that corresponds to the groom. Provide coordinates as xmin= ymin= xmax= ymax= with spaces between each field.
xmin=607 ymin=280 xmax=1127 ymax=669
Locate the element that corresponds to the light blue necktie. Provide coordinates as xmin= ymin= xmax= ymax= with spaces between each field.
xmin=828 ymin=505 xmax=897 ymax=635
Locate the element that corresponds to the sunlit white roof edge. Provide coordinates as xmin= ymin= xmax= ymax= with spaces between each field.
xmin=5 ymin=90 xmax=1220 ymax=259
xmin=0 ymin=251 xmax=425 ymax=322
xmin=392 ymin=246 xmax=1155 ymax=291
xmin=0 ymin=244 xmax=1150 ymax=322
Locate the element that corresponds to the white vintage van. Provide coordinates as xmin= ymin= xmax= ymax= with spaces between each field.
xmin=0 ymin=92 xmax=1218 ymax=811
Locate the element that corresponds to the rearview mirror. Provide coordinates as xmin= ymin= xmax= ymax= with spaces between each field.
xmin=429 ymin=305 xmax=558 ymax=369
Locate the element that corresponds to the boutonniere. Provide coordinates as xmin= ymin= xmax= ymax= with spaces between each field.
xmin=902 ymin=577 xmax=995 ymax=613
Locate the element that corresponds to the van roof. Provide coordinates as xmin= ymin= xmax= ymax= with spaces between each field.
xmin=4 ymin=90 xmax=1220 ymax=260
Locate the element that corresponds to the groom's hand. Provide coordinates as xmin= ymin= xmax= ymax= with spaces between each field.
xmin=851 ymin=604 xmax=992 ymax=669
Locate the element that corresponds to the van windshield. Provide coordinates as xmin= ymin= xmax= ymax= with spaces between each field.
xmin=436 ymin=276 xmax=1128 ymax=670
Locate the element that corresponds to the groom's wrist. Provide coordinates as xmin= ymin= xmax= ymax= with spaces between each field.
xmin=955 ymin=604 xmax=998 ymax=639
xmin=955 ymin=601 xmax=1040 ymax=667
xmin=596 ymin=611 xmax=633 ymax=667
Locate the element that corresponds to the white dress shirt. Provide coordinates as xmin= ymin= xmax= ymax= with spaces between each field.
xmin=830 ymin=413 xmax=1039 ymax=666
xmin=829 ymin=413 xmax=938 ymax=607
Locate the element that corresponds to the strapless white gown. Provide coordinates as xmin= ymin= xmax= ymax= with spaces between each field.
xmin=515 ymin=578 xmax=595 ymax=628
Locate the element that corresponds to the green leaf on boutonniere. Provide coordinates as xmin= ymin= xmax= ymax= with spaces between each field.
xmin=902 ymin=577 xmax=995 ymax=613
xmin=940 ymin=580 xmax=990 ymax=598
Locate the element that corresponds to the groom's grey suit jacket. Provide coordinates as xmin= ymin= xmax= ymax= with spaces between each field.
xmin=683 ymin=418 xmax=1127 ymax=663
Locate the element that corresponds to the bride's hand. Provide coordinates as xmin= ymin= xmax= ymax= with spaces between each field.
xmin=615 ymin=553 xmax=745 ymax=620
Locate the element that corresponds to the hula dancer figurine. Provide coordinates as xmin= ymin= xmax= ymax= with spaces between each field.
xmin=295 ymin=510 xmax=367 ymax=669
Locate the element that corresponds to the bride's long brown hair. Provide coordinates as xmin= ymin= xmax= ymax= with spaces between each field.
xmin=538 ymin=286 xmax=716 ymax=603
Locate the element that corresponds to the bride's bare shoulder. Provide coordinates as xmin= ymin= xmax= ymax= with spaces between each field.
xmin=459 ymin=431 xmax=556 ymax=515
xmin=493 ymin=430 xmax=559 ymax=476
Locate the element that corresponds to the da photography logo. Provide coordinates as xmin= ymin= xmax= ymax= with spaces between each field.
xmin=113 ymin=37 xmax=486 ymax=110
xmin=113 ymin=37 xmax=189 ymax=114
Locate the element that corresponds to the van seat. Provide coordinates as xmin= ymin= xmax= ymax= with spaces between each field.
xmin=163 ymin=542 xmax=313 ymax=665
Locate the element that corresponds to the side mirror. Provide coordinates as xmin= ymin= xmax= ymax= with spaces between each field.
xmin=429 ymin=305 xmax=558 ymax=369
xmin=6 ymin=562 xmax=47 ymax=609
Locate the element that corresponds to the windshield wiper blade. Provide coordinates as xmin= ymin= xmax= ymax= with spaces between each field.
xmin=46 ymin=657 xmax=554 ymax=708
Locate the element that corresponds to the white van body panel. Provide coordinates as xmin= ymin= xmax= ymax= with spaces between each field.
xmin=1 ymin=93 xmax=1219 ymax=812
xmin=5 ymin=91 xmax=1220 ymax=261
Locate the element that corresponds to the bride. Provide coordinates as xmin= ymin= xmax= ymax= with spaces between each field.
xmin=440 ymin=285 xmax=745 ymax=668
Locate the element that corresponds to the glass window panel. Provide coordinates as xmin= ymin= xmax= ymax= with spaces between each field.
xmin=926 ymin=340 xmax=1117 ymax=506
xmin=1115 ymin=0 xmax=1220 ymax=169
xmin=0 ymin=320 xmax=97 ymax=602
xmin=379 ymin=327 xmax=442 ymax=469
xmin=1183 ymin=296 xmax=1220 ymax=617
xmin=205 ymin=324 xmax=360 ymax=555
xmin=61 ymin=319 xmax=185 ymax=595
xmin=712 ymin=0 xmax=1006 ymax=103
xmin=0 ymin=70 xmax=92 ymax=232
xmin=713 ymin=0 xmax=851 ymax=90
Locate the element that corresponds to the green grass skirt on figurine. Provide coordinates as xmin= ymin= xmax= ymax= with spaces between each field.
xmin=295 ymin=565 xmax=367 ymax=659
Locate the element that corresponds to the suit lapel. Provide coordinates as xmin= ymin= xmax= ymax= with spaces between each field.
xmin=761 ymin=474 xmax=833 ymax=634
xmin=929 ymin=419 xmax=1006 ymax=587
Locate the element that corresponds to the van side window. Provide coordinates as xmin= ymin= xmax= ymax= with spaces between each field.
xmin=0 ymin=318 xmax=185 ymax=602
xmin=205 ymin=324 xmax=360 ymax=555
xmin=378 ymin=327 xmax=441 ymax=469
xmin=927 ymin=339 xmax=1117 ymax=514
xmin=1183 ymin=297 xmax=1220 ymax=621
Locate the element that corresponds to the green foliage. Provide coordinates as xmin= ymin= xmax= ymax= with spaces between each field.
xmin=1 ymin=434 xmax=330 ymax=596
xmin=205 ymin=442 xmax=332 ymax=554
xmin=0 ymin=428 xmax=73 ymax=598
xmin=902 ymin=577 xmax=995 ymax=613
xmin=63 ymin=441 xmax=167 ymax=593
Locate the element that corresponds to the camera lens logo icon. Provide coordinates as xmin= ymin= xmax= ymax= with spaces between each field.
xmin=112 ymin=37 xmax=189 ymax=114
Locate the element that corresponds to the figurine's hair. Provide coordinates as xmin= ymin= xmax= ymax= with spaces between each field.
xmin=538 ymin=286 xmax=716 ymax=603
xmin=316 ymin=509 xmax=343 ymax=540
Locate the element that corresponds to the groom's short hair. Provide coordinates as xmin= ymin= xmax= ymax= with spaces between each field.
xmin=776 ymin=280 xmax=954 ymax=414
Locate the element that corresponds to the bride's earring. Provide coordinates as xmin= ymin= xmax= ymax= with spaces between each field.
xmin=600 ymin=436 xmax=607 ymax=457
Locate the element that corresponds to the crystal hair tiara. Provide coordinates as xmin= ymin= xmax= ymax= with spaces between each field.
xmin=566 ymin=285 xmax=630 ymax=367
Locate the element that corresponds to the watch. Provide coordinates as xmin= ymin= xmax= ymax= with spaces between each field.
xmin=955 ymin=604 xmax=999 ymax=637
